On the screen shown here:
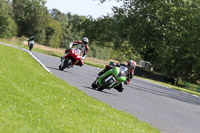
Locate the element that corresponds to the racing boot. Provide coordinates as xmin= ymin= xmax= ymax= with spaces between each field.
xmin=116 ymin=87 xmax=124 ymax=92
xmin=114 ymin=84 xmax=124 ymax=92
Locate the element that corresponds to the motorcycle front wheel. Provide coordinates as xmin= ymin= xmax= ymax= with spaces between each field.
xmin=65 ymin=58 xmax=72 ymax=67
xmin=98 ymin=78 xmax=114 ymax=91
xmin=59 ymin=64 xmax=64 ymax=71
xmin=59 ymin=58 xmax=72 ymax=71
xmin=91 ymin=80 xmax=98 ymax=89
xmin=29 ymin=46 xmax=33 ymax=51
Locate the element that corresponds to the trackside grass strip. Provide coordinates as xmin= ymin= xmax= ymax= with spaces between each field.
xmin=0 ymin=45 xmax=159 ymax=132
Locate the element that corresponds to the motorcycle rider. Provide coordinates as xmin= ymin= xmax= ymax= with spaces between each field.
xmin=28 ymin=36 xmax=35 ymax=43
xmin=62 ymin=37 xmax=89 ymax=66
xmin=28 ymin=36 xmax=35 ymax=51
xmin=97 ymin=60 xmax=136 ymax=92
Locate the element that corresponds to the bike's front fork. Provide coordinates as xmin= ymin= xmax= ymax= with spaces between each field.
xmin=61 ymin=56 xmax=64 ymax=62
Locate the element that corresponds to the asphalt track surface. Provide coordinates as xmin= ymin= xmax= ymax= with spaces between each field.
xmin=1 ymin=43 xmax=200 ymax=133
xmin=32 ymin=51 xmax=200 ymax=133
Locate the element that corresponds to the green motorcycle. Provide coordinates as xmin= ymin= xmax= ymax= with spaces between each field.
xmin=91 ymin=66 xmax=128 ymax=91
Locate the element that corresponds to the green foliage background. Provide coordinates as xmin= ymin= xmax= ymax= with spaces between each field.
xmin=0 ymin=0 xmax=17 ymax=37
xmin=79 ymin=0 xmax=200 ymax=84
xmin=0 ymin=0 xmax=199 ymax=84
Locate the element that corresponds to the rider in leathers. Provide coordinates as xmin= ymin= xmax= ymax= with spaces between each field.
xmin=28 ymin=36 xmax=35 ymax=51
xmin=63 ymin=37 xmax=89 ymax=66
xmin=98 ymin=60 xmax=136 ymax=92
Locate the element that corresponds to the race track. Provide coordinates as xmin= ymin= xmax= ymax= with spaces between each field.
xmin=32 ymin=51 xmax=200 ymax=133
xmin=1 ymin=41 xmax=199 ymax=133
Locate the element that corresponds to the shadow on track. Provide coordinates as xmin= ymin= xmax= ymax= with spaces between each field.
xmin=47 ymin=66 xmax=60 ymax=71
xmin=47 ymin=66 xmax=74 ymax=73
xmin=82 ymin=86 xmax=118 ymax=96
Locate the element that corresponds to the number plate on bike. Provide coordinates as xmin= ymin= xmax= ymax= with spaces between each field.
xmin=75 ymin=50 xmax=80 ymax=55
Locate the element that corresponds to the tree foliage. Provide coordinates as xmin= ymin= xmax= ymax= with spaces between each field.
xmin=80 ymin=0 xmax=200 ymax=83
xmin=49 ymin=9 xmax=84 ymax=47
xmin=0 ymin=0 xmax=17 ymax=38
xmin=44 ymin=18 xmax=63 ymax=47
xmin=1 ymin=0 xmax=199 ymax=83
xmin=12 ymin=0 xmax=48 ymax=37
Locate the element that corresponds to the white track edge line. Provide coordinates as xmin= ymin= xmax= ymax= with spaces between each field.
xmin=28 ymin=51 xmax=52 ymax=74
xmin=0 ymin=42 xmax=52 ymax=74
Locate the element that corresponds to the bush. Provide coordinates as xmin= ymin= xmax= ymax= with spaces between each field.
xmin=88 ymin=45 xmax=110 ymax=60
xmin=18 ymin=36 xmax=26 ymax=45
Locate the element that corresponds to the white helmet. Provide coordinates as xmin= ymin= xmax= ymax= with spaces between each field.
xmin=127 ymin=60 xmax=136 ymax=72
xmin=82 ymin=37 xmax=89 ymax=45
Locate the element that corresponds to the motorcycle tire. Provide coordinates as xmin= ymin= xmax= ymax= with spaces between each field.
xmin=59 ymin=58 xmax=72 ymax=71
xmin=29 ymin=44 xmax=33 ymax=51
xmin=29 ymin=46 xmax=32 ymax=51
xmin=98 ymin=78 xmax=114 ymax=91
xmin=59 ymin=64 xmax=64 ymax=71
xmin=91 ymin=80 xmax=98 ymax=89
xmin=65 ymin=58 xmax=72 ymax=67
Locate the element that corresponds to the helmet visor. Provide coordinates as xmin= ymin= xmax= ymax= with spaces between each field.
xmin=128 ymin=65 xmax=135 ymax=71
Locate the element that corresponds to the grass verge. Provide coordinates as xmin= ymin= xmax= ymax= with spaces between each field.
xmin=137 ymin=77 xmax=200 ymax=97
xmin=0 ymin=44 xmax=159 ymax=132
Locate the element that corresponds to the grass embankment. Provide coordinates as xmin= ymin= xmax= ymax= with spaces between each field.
xmin=0 ymin=45 xmax=159 ymax=132
xmin=137 ymin=77 xmax=200 ymax=97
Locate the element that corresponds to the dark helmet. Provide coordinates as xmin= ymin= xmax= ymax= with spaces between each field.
xmin=127 ymin=60 xmax=136 ymax=72
xmin=82 ymin=37 xmax=89 ymax=45
xmin=30 ymin=36 xmax=35 ymax=40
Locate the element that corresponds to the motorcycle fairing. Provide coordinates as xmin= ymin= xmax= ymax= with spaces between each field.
xmin=97 ymin=67 xmax=127 ymax=88
xmin=64 ymin=48 xmax=82 ymax=66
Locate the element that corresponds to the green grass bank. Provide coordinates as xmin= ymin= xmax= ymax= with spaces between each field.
xmin=0 ymin=44 xmax=159 ymax=132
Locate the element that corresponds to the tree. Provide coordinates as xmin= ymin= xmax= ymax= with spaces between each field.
xmin=45 ymin=18 xmax=63 ymax=47
xmin=80 ymin=0 xmax=200 ymax=83
xmin=12 ymin=0 xmax=48 ymax=38
xmin=49 ymin=9 xmax=84 ymax=48
xmin=50 ymin=8 xmax=68 ymax=22
xmin=116 ymin=0 xmax=200 ymax=83
xmin=0 ymin=0 xmax=17 ymax=38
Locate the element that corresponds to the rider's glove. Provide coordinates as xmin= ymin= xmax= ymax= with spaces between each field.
xmin=124 ymin=80 xmax=129 ymax=85
xmin=69 ymin=42 xmax=73 ymax=48
xmin=65 ymin=49 xmax=69 ymax=54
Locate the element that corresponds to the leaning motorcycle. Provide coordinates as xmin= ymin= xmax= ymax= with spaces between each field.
xmin=28 ymin=40 xmax=34 ymax=51
xmin=59 ymin=48 xmax=82 ymax=70
xmin=91 ymin=66 xmax=128 ymax=91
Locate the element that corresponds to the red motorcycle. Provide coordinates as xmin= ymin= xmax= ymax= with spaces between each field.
xmin=59 ymin=48 xmax=82 ymax=70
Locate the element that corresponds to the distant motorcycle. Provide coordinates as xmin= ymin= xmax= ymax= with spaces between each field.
xmin=59 ymin=48 xmax=82 ymax=70
xmin=28 ymin=40 xmax=34 ymax=51
xmin=91 ymin=65 xmax=128 ymax=91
